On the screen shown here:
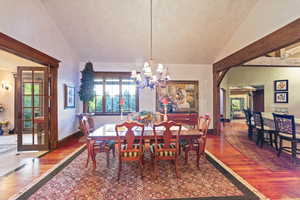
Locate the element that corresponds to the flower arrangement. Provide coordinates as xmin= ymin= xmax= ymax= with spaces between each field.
xmin=128 ymin=111 xmax=153 ymax=126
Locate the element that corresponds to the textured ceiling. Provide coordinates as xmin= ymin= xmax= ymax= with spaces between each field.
xmin=42 ymin=0 xmax=258 ymax=64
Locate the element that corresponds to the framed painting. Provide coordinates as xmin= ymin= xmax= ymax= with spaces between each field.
xmin=274 ymin=80 xmax=288 ymax=91
xmin=156 ymin=81 xmax=198 ymax=113
xmin=64 ymin=84 xmax=75 ymax=109
xmin=274 ymin=92 xmax=288 ymax=103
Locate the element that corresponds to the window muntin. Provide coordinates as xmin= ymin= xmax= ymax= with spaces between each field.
xmin=88 ymin=74 xmax=138 ymax=114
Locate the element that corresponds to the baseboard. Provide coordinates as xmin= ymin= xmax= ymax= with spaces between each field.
xmin=57 ymin=130 xmax=83 ymax=148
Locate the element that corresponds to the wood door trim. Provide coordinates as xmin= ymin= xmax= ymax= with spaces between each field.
xmin=0 ymin=32 xmax=60 ymax=149
xmin=212 ymin=18 xmax=300 ymax=134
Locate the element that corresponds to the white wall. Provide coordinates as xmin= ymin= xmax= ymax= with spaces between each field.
xmin=79 ymin=62 xmax=213 ymax=128
xmin=0 ymin=70 xmax=15 ymax=129
xmin=0 ymin=0 xmax=80 ymax=140
xmin=227 ymin=67 xmax=300 ymax=117
xmin=216 ymin=0 xmax=300 ymax=62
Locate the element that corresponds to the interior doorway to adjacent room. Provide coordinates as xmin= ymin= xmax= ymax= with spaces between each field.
xmin=0 ymin=49 xmax=49 ymax=176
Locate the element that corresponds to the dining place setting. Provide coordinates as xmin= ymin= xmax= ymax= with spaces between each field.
xmin=79 ymin=112 xmax=211 ymax=181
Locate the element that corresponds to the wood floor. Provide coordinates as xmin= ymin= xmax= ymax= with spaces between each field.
xmin=0 ymin=135 xmax=85 ymax=200
xmin=1 ymin=124 xmax=300 ymax=200
xmin=206 ymin=122 xmax=300 ymax=200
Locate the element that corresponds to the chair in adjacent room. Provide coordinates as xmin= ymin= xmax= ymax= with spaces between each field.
xmin=273 ymin=113 xmax=300 ymax=163
xmin=243 ymin=109 xmax=254 ymax=139
xmin=81 ymin=117 xmax=115 ymax=169
xmin=115 ymin=121 xmax=145 ymax=181
xmin=253 ymin=112 xmax=277 ymax=149
xmin=151 ymin=121 xmax=182 ymax=178
xmin=181 ymin=115 xmax=211 ymax=168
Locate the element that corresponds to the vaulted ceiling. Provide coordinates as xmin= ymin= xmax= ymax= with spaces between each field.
xmin=41 ymin=0 xmax=258 ymax=64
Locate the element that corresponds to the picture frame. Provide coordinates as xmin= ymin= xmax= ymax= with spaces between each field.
xmin=156 ymin=80 xmax=199 ymax=113
xmin=64 ymin=84 xmax=75 ymax=109
xmin=274 ymin=92 xmax=288 ymax=103
xmin=274 ymin=80 xmax=288 ymax=91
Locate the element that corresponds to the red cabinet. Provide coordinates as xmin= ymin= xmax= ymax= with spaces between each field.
xmin=167 ymin=113 xmax=198 ymax=127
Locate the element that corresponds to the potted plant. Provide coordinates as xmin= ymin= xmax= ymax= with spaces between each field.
xmin=79 ymin=62 xmax=95 ymax=113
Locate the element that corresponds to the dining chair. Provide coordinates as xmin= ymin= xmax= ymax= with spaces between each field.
xmin=243 ymin=109 xmax=254 ymax=139
xmin=151 ymin=121 xmax=182 ymax=179
xmin=181 ymin=115 xmax=211 ymax=168
xmin=115 ymin=121 xmax=145 ymax=182
xmin=273 ymin=113 xmax=300 ymax=163
xmin=81 ymin=117 xmax=115 ymax=169
xmin=253 ymin=112 xmax=278 ymax=150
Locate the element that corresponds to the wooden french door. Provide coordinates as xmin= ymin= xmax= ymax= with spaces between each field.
xmin=16 ymin=67 xmax=50 ymax=151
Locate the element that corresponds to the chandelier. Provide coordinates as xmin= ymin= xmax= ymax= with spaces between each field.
xmin=131 ymin=0 xmax=170 ymax=89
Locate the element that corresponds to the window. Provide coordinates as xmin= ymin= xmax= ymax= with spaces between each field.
xmin=88 ymin=72 xmax=139 ymax=114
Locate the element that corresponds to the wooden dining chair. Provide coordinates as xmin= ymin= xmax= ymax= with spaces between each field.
xmin=273 ymin=113 xmax=300 ymax=163
xmin=253 ymin=112 xmax=278 ymax=150
xmin=115 ymin=121 xmax=145 ymax=182
xmin=151 ymin=121 xmax=182 ymax=179
xmin=181 ymin=115 xmax=211 ymax=168
xmin=81 ymin=117 xmax=115 ymax=169
xmin=243 ymin=109 xmax=254 ymax=139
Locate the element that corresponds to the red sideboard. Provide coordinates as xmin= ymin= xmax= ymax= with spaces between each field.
xmin=166 ymin=113 xmax=198 ymax=127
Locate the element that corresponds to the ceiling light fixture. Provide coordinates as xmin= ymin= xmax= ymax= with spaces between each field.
xmin=131 ymin=0 xmax=170 ymax=89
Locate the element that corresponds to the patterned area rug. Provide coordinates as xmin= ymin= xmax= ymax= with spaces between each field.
xmin=224 ymin=123 xmax=300 ymax=171
xmin=22 ymin=148 xmax=259 ymax=200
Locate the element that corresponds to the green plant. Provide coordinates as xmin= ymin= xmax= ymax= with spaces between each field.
xmin=79 ymin=62 xmax=95 ymax=112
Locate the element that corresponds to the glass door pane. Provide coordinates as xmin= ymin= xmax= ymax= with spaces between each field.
xmin=17 ymin=67 xmax=49 ymax=151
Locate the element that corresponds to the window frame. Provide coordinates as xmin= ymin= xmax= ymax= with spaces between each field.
xmin=88 ymin=72 xmax=139 ymax=115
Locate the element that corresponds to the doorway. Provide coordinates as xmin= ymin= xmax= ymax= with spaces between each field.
xmin=252 ymin=87 xmax=264 ymax=112
xmin=16 ymin=67 xmax=50 ymax=151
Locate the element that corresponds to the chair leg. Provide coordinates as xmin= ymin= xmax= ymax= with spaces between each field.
xmin=256 ymin=130 xmax=261 ymax=145
xmin=196 ymin=148 xmax=200 ymax=169
xmin=184 ymin=149 xmax=189 ymax=164
xmin=269 ymin=133 xmax=274 ymax=148
xmin=292 ymin=141 xmax=297 ymax=164
xmin=118 ymin=159 xmax=122 ymax=182
xmin=277 ymin=138 xmax=282 ymax=157
xmin=175 ymin=158 xmax=180 ymax=178
xmin=140 ymin=157 xmax=143 ymax=179
xmin=106 ymin=150 xmax=110 ymax=168
xmin=86 ymin=143 xmax=91 ymax=168
xmin=112 ymin=145 xmax=116 ymax=158
xmin=260 ymin=132 xmax=265 ymax=147
xmin=91 ymin=147 xmax=96 ymax=170
xmin=154 ymin=158 xmax=157 ymax=179
xmin=274 ymin=133 xmax=278 ymax=151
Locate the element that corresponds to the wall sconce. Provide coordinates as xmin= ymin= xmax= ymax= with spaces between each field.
xmin=1 ymin=81 xmax=10 ymax=90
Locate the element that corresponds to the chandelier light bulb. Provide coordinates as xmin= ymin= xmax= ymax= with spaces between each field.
xmin=157 ymin=63 xmax=164 ymax=73
xmin=131 ymin=70 xmax=137 ymax=78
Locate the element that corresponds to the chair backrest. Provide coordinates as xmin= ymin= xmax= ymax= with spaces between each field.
xmin=115 ymin=121 xmax=145 ymax=150
xmin=80 ymin=116 xmax=90 ymax=137
xmin=198 ymin=115 xmax=211 ymax=137
xmin=273 ymin=113 xmax=296 ymax=138
xmin=253 ymin=112 xmax=263 ymax=129
xmin=153 ymin=121 xmax=181 ymax=149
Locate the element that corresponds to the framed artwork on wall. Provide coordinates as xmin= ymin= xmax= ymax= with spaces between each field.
xmin=64 ymin=84 xmax=75 ymax=109
xmin=156 ymin=80 xmax=199 ymax=113
xmin=274 ymin=80 xmax=288 ymax=91
xmin=274 ymin=92 xmax=288 ymax=103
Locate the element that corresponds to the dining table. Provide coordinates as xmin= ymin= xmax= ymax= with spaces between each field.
xmin=87 ymin=123 xmax=203 ymax=168
xmin=88 ymin=123 xmax=202 ymax=140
